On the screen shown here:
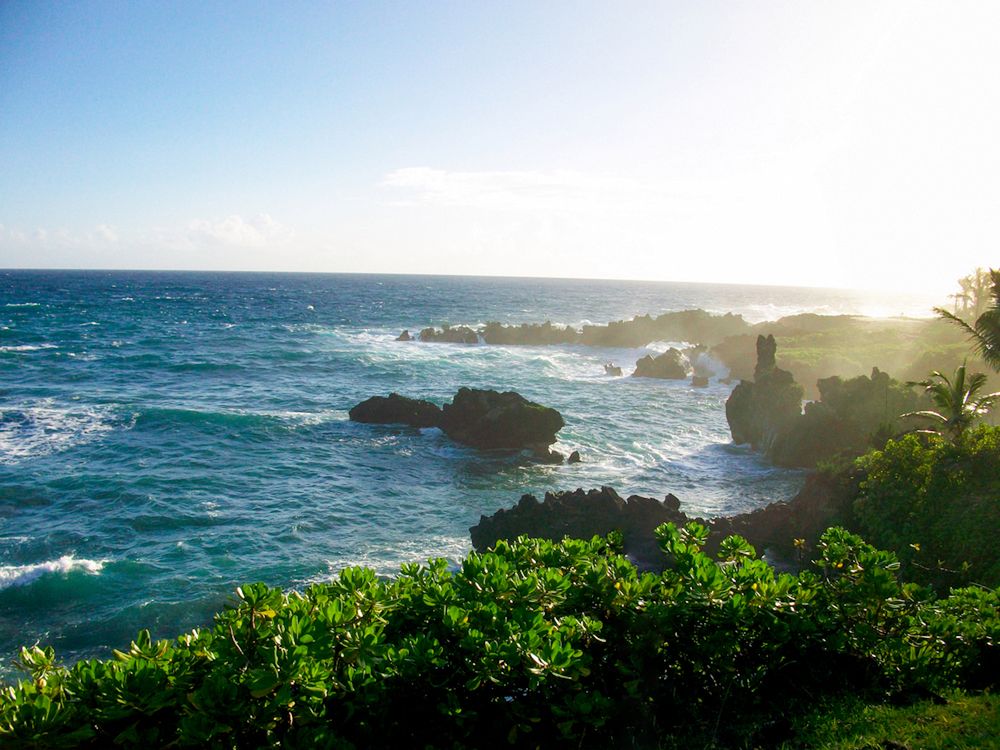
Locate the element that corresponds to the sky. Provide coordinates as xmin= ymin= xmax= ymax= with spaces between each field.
xmin=0 ymin=1 xmax=997 ymax=293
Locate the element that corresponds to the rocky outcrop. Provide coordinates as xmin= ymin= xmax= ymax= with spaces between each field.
xmin=470 ymin=487 xmax=688 ymax=567
xmin=404 ymin=310 xmax=752 ymax=349
xmin=709 ymin=472 xmax=856 ymax=558
xmin=395 ymin=330 xmax=412 ymax=341
xmin=578 ymin=310 xmax=749 ymax=348
xmin=417 ymin=325 xmax=479 ymax=344
xmin=440 ymin=387 xmax=564 ymax=450
xmin=482 ymin=321 xmax=577 ymax=346
xmin=350 ymin=388 xmax=565 ymax=453
xmin=632 ymin=348 xmax=689 ymax=379
xmin=348 ymin=393 xmax=442 ymax=428
xmin=725 ymin=335 xmax=804 ymax=454
xmin=768 ymin=368 xmax=922 ymax=468
xmin=469 ymin=474 xmax=856 ymax=570
xmin=726 ymin=336 xmax=924 ymax=468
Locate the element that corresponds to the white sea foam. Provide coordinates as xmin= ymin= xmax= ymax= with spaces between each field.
xmin=0 ymin=556 xmax=105 ymax=590
xmin=307 ymin=535 xmax=472 ymax=581
xmin=0 ymin=401 xmax=117 ymax=464
xmin=0 ymin=344 xmax=57 ymax=352
xmin=269 ymin=409 xmax=346 ymax=426
xmin=3 ymin=302 xmax=40 ymax=308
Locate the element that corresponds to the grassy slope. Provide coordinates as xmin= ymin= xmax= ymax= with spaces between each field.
xmin=780 ymin=691 xmax=999 ymax=750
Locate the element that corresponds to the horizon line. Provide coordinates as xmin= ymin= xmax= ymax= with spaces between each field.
xmin=0 ymin=266 xmax=943 ymax=297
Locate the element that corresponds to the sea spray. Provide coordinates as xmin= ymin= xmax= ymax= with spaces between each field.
xmin=0 ymin=556 xmax=105 ymax=590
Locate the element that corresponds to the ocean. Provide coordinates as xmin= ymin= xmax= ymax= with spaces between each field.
xmin=0 ymin=270 xmax=939 ymax=679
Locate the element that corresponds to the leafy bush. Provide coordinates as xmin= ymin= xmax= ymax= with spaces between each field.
xmin=855 ymin=425 xmax=1000 ymax=588
xmin=2 ymin=527 xmax=997 ymax=748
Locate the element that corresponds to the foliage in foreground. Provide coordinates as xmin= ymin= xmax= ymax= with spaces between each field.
xmin=2 ymin=526 xmax=998 ymax=749
xmin=855 ymin=425 xmax=1000 ymax=588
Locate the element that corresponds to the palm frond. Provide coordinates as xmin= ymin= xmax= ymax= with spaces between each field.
xmin=972 ymin=309 xmax=1000 ymax=369
xmin=900 ymin=410 xmax=948 ymax=423
xmin=933 ymin=307 xmax=979 ymax=338
xmin=989 ymin=269 xmax=1000 ymax=307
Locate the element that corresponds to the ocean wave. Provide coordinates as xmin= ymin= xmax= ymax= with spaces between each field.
xmin=0 ymin=401 xmax=117 ymax=464
xmin=3 ymin=302 xmax=41 ymax=308
xmin=133 ymin=406 xmax=343 ymax=432
xmin=0 ymin=556 xmax=105 ymax=590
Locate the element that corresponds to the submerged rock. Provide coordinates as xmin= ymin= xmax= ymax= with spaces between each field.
xmin=395 ymin=330 xmax=412 ymax=341
xmin=632 ymin=348 xmax=689 ymax=379
xmin=567 ymin=450 xmax=582 ymax=464
xmin=348 ymin=393 xmax=442 ymax=428
xmin=528 ymin=446 xmax=565 ymax=464
xmin=441 ymin=387 xmax=564 ymax=450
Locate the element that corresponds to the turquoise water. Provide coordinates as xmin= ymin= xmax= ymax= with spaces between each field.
xmin=0 ymin=270 xmax=938 ymax=679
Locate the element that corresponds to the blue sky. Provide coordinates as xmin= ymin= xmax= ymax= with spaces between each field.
xmin=1 ymin=1 xmax=997 ymax=292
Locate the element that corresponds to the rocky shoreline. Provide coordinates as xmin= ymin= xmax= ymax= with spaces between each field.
xmin=397 ymin=308 xmax=966 ymax=400
xmin=470 ymin=472 xmax=855 ymax=571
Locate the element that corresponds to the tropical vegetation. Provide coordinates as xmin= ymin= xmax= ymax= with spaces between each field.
xmin=904 ymin=362 xmax=1000 ymax=439
xmin=853 ymin=424 xmax=1000 ymax=589
xmin=934 ymin=267 xmax=1000 ymax=372
xmin=2 ymin=526 xmax=997 ymax=748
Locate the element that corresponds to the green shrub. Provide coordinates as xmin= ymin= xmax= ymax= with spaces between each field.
xmin=2 ymin=527 xmax=997 ymax=748
xmin=855 ymin=425 xmax=1000 ymax=588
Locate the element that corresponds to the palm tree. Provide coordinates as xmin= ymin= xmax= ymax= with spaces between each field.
xmin=903 ymin=362 xmax=1000 ymax=439
xmin=933 ymin=268 xmax=1000 ymax=372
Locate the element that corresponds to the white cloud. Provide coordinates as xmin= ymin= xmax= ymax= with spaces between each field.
xmin=0 ymin=215 xmax=294 ymax=269
xmin=95 ymin=224 xmax=119 ymax=243
xmin=381 ymin=167 xmax=664 ymax=212
xmin=181 ymin=213 xmax=293 ymax=248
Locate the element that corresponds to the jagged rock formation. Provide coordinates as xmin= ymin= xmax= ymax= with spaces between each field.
xmin=440 ymin=387 xmax=564 ymax=450
xmin=348 ymin=393 xmax=441 ymax=428
xmin=632 ymin=348 xmax=689 ymax=379
xmin=395 ymin=330 xmax=412 ymax=341
xmin=481 ymin=321 xmax=578 ymax=346
xmin=727 ymin=337 xmax=923 ymax=468
xmin=725 ymin=335 xmax=804 ymax=454
xmin=469 ymin=476 xmax=855 ymax=571
xmin=349 ymin=388 xmax=564 ymax=453
xmin=470 ymin=487 xmax=688 ymax=567
xmin=418 ymin=325 xmax=479 ymax=344
xmin=768 ymin=368 xmax=921 ymax=467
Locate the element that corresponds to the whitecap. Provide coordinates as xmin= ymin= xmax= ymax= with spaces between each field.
xmin=0 ymin=401 xmax=117 ymax=464
xmin=3 ymin=302 xmax=40 ymax=308
xmin=0 ymin=344 xmax=57 ymax=353
xmin=0 ymin=556 xmax=105 ymax=590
